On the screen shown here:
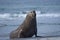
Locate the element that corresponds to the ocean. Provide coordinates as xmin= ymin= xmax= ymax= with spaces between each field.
xmin=0 ymin=0 xmax=60 ymax=40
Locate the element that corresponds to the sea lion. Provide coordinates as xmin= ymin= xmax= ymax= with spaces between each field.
xmin=10 ymin=10 xmax=37 ymax=38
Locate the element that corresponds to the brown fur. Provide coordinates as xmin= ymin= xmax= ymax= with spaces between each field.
xmin=10 ymin=10 xmax=37 ymax=39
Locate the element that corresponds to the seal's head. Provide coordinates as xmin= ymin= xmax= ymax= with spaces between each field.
xmin=27 ymin=10 xmax=36 ymax=19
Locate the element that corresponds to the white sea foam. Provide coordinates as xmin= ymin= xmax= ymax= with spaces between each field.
xmin=36 ymin=11 xmax=41 ymax=14
xmin=37 ymin=14 xmax=60 ymax=17
xmin=0 ymin=12 xmax=60 ymax=20
xmin=0 ymin=13 xmax=27 ymax=20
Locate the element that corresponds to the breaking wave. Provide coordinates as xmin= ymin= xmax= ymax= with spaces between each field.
xmin=37 ymin=14 xmax=60 ymax=17
xmin=0 ymin=11 xmax=60 ymax=20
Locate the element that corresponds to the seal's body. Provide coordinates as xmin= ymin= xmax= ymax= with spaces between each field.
xmin=10 ymin=10 xmax=37 ymax=38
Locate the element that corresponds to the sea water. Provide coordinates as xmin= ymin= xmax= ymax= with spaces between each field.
xmin=0 ymin=0 xmax=60 ymax=40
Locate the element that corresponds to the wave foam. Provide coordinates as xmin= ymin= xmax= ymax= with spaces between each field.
xmin=0 ymin=13 xmax=60 ymax=20
xmin=0 ymin=13 xmax=27 ymax=19
xmin=37 ymin=14 xmax=60 ymax=17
